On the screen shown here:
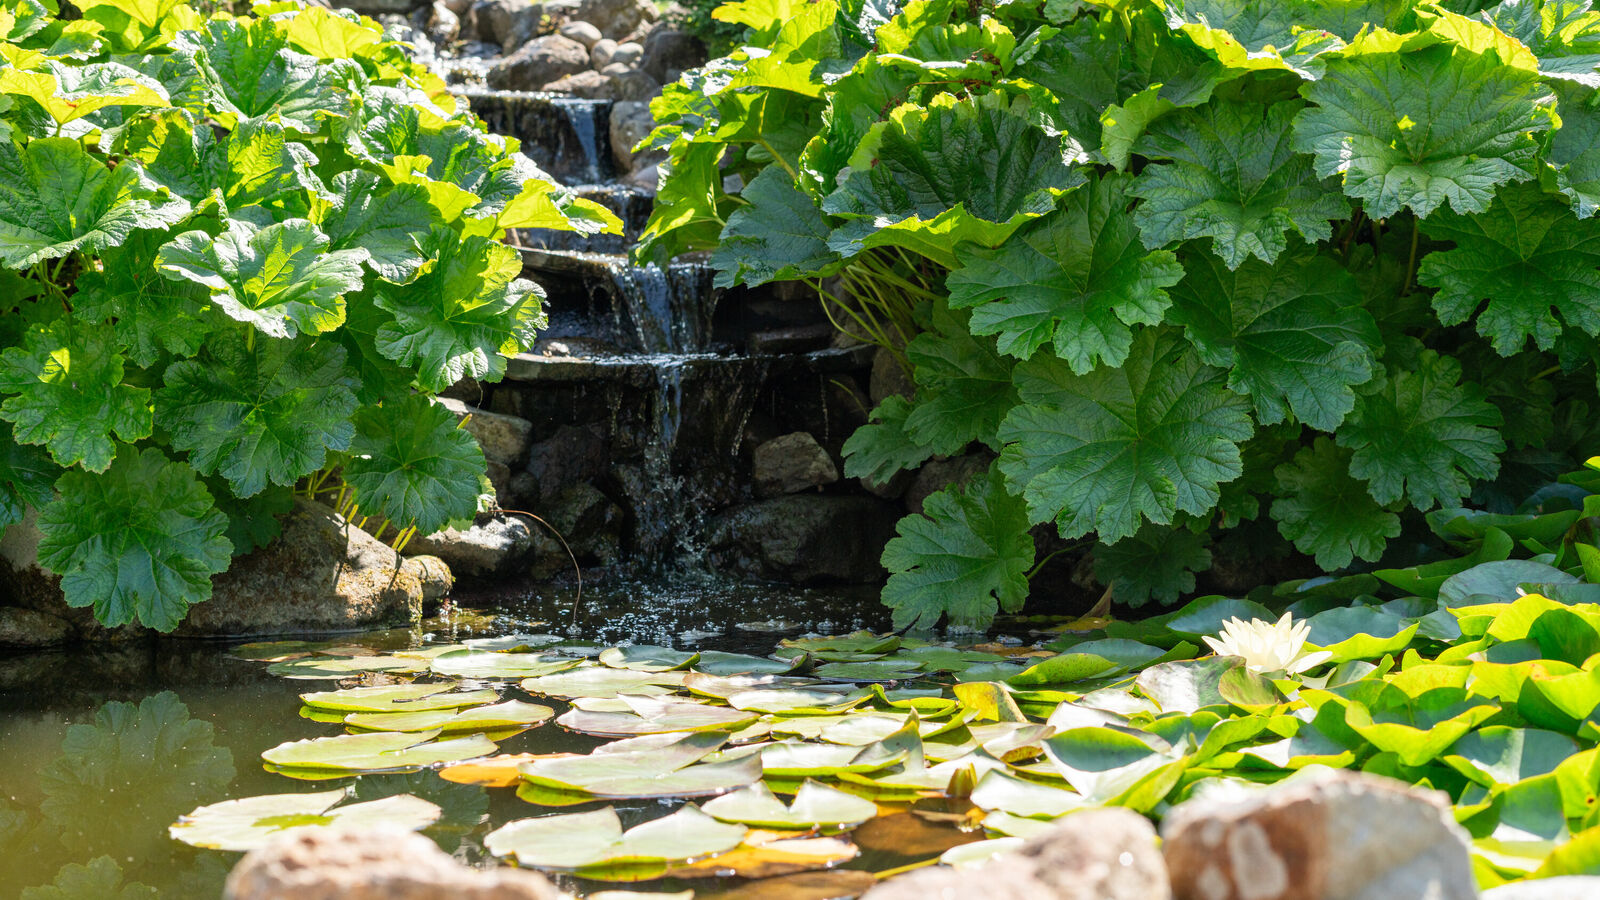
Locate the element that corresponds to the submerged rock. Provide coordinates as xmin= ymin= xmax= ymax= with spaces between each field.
xmin=753 ymin=432 xmax=839 ymax=497
xmin=862 ymin=808 xmax=1170 ymax=900
xmin=1162 ymin=768 xmax=1477 ymax=900
xmin=487 ymin=34 xmax=591 ymax=91
xmin=226 ymin=827 xmax=561 ymax=900
xmin=407 ymin=515 xmax=534 ymax=578
xmin=707 ymin=495 xmax=899 ymax=583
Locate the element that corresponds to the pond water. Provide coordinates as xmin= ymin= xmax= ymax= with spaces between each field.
xmin=0 ymin=580 xmax=982 ymax=900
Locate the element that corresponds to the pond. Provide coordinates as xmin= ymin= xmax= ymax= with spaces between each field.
xmin=0 ymin=579 xmax=978 ymax=899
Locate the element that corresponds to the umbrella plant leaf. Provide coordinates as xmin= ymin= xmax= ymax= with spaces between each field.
xmin=344 ymin=394 xmax=487 ymax=535
xmin=0 ymin=319 xmax=153 ymax=473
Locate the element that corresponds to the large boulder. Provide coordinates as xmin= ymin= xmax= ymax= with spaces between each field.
xmin=604 ymin=64 xmax=659 ymax=102
xmin=544 ymin=68 xmax=615 ymax=98
xmin=437 ymin=398 xmax=534 ymax=469
xmin=608 ymin=99 xmax=654 ymax=171
xmin=0 ymin=606 xmax=72 ymax=649
xmin=575 ymin=0 xmax=645 ymax=38
xmin=226 ymin=827 xmax=561 ymax=900
xmin=906 ymin=451 xmax=994 ymax=514
xmin=753 ymin=432 xmax=839 ymax=497
xmin=524 ymin=423 xmax=611 ymax=505
xmin=639 ymin=26 xmax=706 ymax=83
xmin=1162 ymin=768 xmax=1477 ymax=900
xmin=487 ymin=34 xmax=591 ymax=91
xmin=407 ymin=515 xmax=533 ymax=579
xmin=863 ymin=808 xmax=1170 ymax=900
xmin=464 ymin=0 xmax=540 ymax=51
xmin=707 ymin=495 xmax=900 ymax=583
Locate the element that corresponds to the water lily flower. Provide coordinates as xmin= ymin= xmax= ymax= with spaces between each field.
xmin=1202 ymin=612 xmax=1332 ymax=675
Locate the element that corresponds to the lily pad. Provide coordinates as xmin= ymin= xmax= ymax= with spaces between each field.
xmin=298 ymin=683 xmax=499 ymax=713
xmin=693 ymin=650 xmax=801 ymax=676
xmin=812 ymin=659 xmax=923 ymax=681
xmin=684 ymin=673 xmax=830 ymax=700
xmin=599 ymin=645 xmax=701 ymax=671
xmin=940 ymin=837 xmax=1024 ymax=868
xmin=261 ymin=729 xmax=498 ymax=776
xmin=344 ymin=700 xmax=555 ymax=734
xmin=556 ymin=695 xmax=759 ymax=736
xmin=429 ymin=649 xmax=582 ymax=679
xmin=727 ymin=689 xmax=870 ymax=715
xmin=486 ymin=805 xmax=747 ymax=877
xmin=701 ymin=780 xmax=878 ymax=829
xmin=1041 ymin=727 xmax=1185 ymax=809
xmin=170 ymin=789 xmax=441 ymax=851
xmin=438 ymin=752 xmax=578 ymax=787
xmin=267 ymin=655 xmax=427 ymax=679
xmin=969 ymin=769 xmax=1083 ymax=818
xmin=521 ymin=731 xmax=764 ymax=798
xmin=778 ymin=632 xmax=901 ymax=654
xmin=520 ymin=667 xmax=688 ymax=699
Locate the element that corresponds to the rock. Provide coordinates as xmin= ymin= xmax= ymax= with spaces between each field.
xmin=748 ymin=323 xmax=835 ymax=355
xmin=609 ymin=40 xmax=644 ymax=66
xmin=528 ymin=483 xmax=623 ymax=577
xmin=175 ymin=499 xmax=447 ymax=636
xmin=639 ymin=27 xmax=706 ymax=83
xmin=1483 ymin=877 xmax=1600 ymax=899
xmin=603 ymin=64 xmax=659 ymax=101
xmin=486 ymin=459 xmax=513 ymax=501
xmin=590 ymin=36 xmax=619 ymax=68
xmin=0 ymin=508 xmax=149 ymax=642
xmin=544 ymin=68 xmax=615 ymax=98
xmin=1162 ymin=768 xmax=1477 ymax=900
xmin=524 ymin=424 xmax=611 ymax=505
xmin=225 ymin=826 xmax=561 ymax=900
xmin=558 ymin=19 xmax=602 ymax=47
xmin=426 ymin=1 xmax=460 ymax=43
xmin=576 ymin=0 xmax=643 ymax=38
xmin=0 ymin=606 xmax=71 ymax=649
xmin=487 ymin=34 xmax=591 ymax=92
xmin=407 ymin=516 xmax=533 ymax=579
xmin=753 ymin=432 xmax=839 ymax=497
xmin=906 ymin=452 xmax=994 ymax=515
xmin=609 ymin=99 xmax=654 ymax=171
xmin=621 ymin=161 xmax=660 ymax=191
xmin=869 ymin=345 xmax=914 ymax=405
xmin=437 ymin=398 xmax=534 ymax=469
xmin=444 ymin=0 xmax=473 ymax=15
xmin=708 ymin=495 xmax=900 ymax=583
xmin=465 ymin=0 xmax=539 ymax=50
xmin=863 ymin=808 xmax=1170 ymax=900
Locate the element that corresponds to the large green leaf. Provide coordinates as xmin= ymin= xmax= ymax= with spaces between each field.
xmin=1482 ymin=0 xmax=1600 ymax=86
xmin=157 ymin=218 xmax=368 ymax=339
xmin=1159 ymin=0 xmax=1374 ymax=78
xmin=319 ymin=171 xmax=439 ymax=283
xmin=902 ymin=302 xmax=1019 ymax=454
xmin=1271 ymin=437 xmax=1401 ymax=569
xmin=1293 ymin=43 xmax=1550 ymax=218
xmin=179 ymin=17 xmax=350 ymax=131
xmin=0 ymin=137 xmax=188 ymax=268
xmin=36 ymin=446 xmax=232 ymax=631
xmin=1417 ymin=181 xmax=1600 ymax=354
xmin=343 ymin=394 xmax=486 ymax=534
xmin=156 ymin=335 xmax=359 ymax=497
xmin=711 ymin=164 xmax=841 ymax=287
xmin=841 ymin=395 xmax=934 ymax=488
xmin=1094 ymin=522 xmax=1212 ymax=607
xmin=1168 ymin=246 xmax=1379 ymax=430
xmin=72 ymin=230 xmax=211 ymax=367
xmin=0 ymin=422 xmax=56 ymax=530
xmin=1131 ymin=100 xmax=1349 ymax=268
xmin=998 ymin=328 xmax=1254 ymax=542
xmin=822 ymin=92 xmax=1080 ymax=267
xmin=1335 ymin=351 xmax=1505 ymax=509
xmin=0 ymin=320 xmax=152 ymax=473
xmin=880 ymin=464 xmax=1035 ymax=631
xmin=370 ymin=229 xmax=544 ymax=392
xmin=947 ymin=172 xmax=1183 ymax=369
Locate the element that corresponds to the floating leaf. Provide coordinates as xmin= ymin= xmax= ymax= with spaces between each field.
xmin=484 ymin=805 xmax=747 ymax=875
xmin=556 ymin=696 xmax=759 ymax=737
xmin=266 ymin=655 xmax=427 ymax=679
xmin=702 ymin=781 xmax=878 ymax=829
xmin=522 ymin=667 xmax=688 ymax=699
xmin=170 ymin=789 xmax=440 ymax=851
xmin=429 ymin=649 xmax=581 ymax=680
xmin=344 ymin=700 xmax=555 ymax=734
xmin=261 ymin=729 xmax=497 ymax=776
xmin=600 ymin=645 xmax=702 ymax=671
xmin=298 ymin=683 xmax=498 ymax=713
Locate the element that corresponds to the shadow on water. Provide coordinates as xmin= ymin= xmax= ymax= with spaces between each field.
xmin=0 ymin=580 xmax=897 ymax=899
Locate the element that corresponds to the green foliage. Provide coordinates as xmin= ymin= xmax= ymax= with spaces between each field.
xmin=0 ymin=0 xmax=617 ymax=629
xmin=642 ymin=0 xmax=1600 ymax=628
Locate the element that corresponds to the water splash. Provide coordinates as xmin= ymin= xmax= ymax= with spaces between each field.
xmin=552 ymin=98 xmax=608 ymax=185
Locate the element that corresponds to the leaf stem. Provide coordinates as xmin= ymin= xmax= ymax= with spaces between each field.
xmin=1403 ymin=217 xmax=1420 ymax=293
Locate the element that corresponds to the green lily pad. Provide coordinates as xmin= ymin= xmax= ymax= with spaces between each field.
xmin=556 ymin=695 xmax=759 ymax=736
xmin=1163 ymin=596 xmax=1276 ymax=637
xmin=812 ymin=659 xmax=924 ymax=681
xmin=941 ymin=837 xmax=1024 ymax=868
xmin=981 ymin=809 xmax=1060 ymax=838
xmin=484 ymin=805 xmax=747 ymax=875
xmin=344 ymin=700 xmax=555 ymax=734
xmin=231 ymin=640 xmax=338 ymax=661
xmin=701 ymin=780 xmax=878 ymax=829
xmin=1041 ymin=727 xmax=1186 ymax=809
xmin=520 ymin=731 xmax=763 ymax=798
xmin=778 ymin=633 xmax=901 ymax=654
xmin=170 ymin=789 xmax=441 ymax=851
xmin=727 ymin=689 xmax=870 ymax=715
xmin=520 ymin=667 xmax=688 ymax=699
xmin=464 ymin=634 xmax=565 ymax=652
xmin=1439 ymin=561 xmax=1577 ymax=607
xmin=1305 ymin=605 xmax=1419 ymax=663
xmin=759 ymin=739 xmax=910 ymax=776
xmin=683 ymin=672 xmax=830 ymax=700
xmin=598 ymin=645 xmax=701 ymax=671
xmin=261 ymin=728 xmax=497 ymax=775
xmin=693 ymin=650 xmax=801 ymax=676
xmin=429 ymin=649 xmax=582 ymax=679
xmin=899 ymin=646 xmax=1010 ymax=674
xmin=266 ymin=655 xmax=427 ymax=679
xmin=298 ymin=683 xmax=499 ymax=713
xmin=1442 ymin=727 xmax=1581 ymax=788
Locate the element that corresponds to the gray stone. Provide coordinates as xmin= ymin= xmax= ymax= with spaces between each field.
xmin=226 ymin=826 xmax=561 ymax=900
xmin=708 ymin=495 xmax=900 ymax=583
xmin=869 ymin=345 xmax=914 ymax=405
xmin=639 ymin=26 xmax=705 ymax=83
xmin=607 ymin=65 xmax=660 ymax=102
xmin=1163 ymin=768 xmax=1477 ymax=900
xmin=407 ymin=516 xmax=533 ymax=578
xmin=443 ymin=0 xmax=472 ymax=15
xmin=175 ymin=499 xmax=448 ymax=636
xmin=1483 ymin=877 xmax=1600 ymax=899
xmin=486 ymin=459 xmax=513 ymax=501
xmin=0 ymin=606 xmax=71 ymax=649
xmin=575 ymin=0 xmax=643 ymax=38
xmin=426 ymin=1 xmax=460 ymax=43
xmin=0 ymin=508 xmax=148 ymax=642
xmin=609 ymin=40 xmax=644 ymax=66
xmin=907 ymin=452 xmax=994 ymax=515
xmin=465 ymin=0 xmax=539 ymax=50
xmin=558 ymin=19 xmax=602 ymax=47
xmin=621 ymin=160 xmax=660 ymax=191
xmin=487 ymin=34 xmax=591 ymax=92
xmin=528 ymin=483 xmax=623 ymax=578
xmin=524 ymin=424 xmax=612 ymax=504
xmin=609 ymin=99 xmax=654 ymax=171
xmin=753 ymin=432 xmax=839 ymax=497
xmin=437 ymin=398 xmax=534 ymax=469
xmin=545 ymin=68 xmax=615 ymax=98
xmin=863 ymin=808 xmax=1170 ymax=900
xmin=590 ymin=36 xmax=619 ymax=68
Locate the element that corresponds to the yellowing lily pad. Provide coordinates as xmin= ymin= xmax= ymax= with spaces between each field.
xmin=439 ymin=753 xmax=579 ymax=787
xmin=261 ymin=728 xmax=498 ymax=776
xmin=343 ymin=700 xmax=555 ymax=733
xmin=169 ymin=789 xmax=440 ymax=851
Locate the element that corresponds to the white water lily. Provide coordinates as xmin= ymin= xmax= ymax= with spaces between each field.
xmin=1202 ymin=612 xmax=1332 ymax=675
